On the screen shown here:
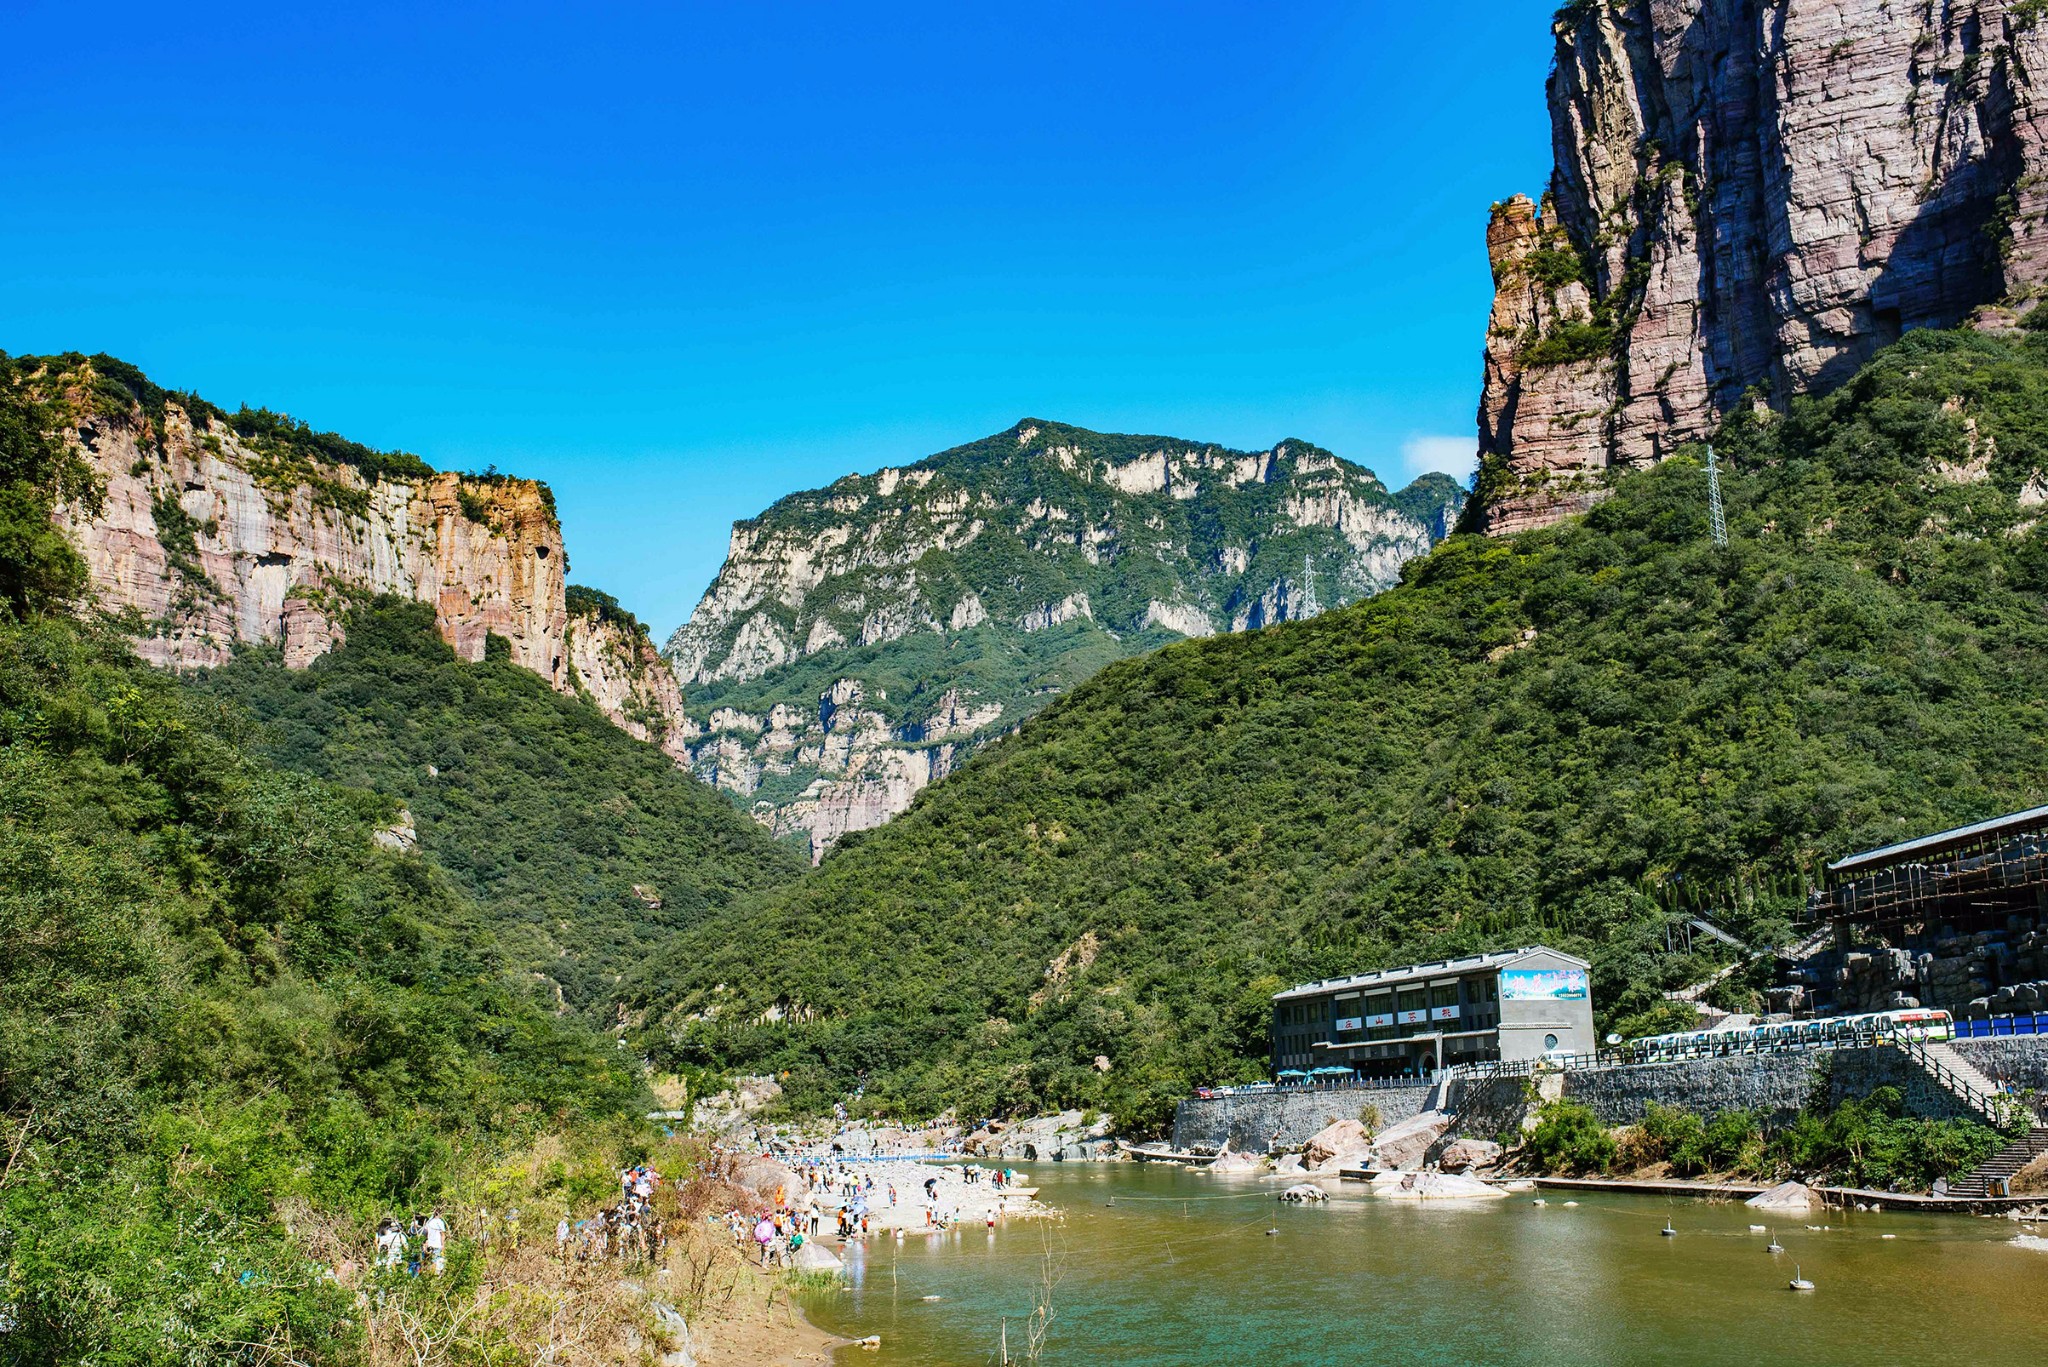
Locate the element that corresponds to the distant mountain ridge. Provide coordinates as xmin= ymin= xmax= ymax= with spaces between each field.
xmin=665 ymin=419 xmax=1466 ymax=858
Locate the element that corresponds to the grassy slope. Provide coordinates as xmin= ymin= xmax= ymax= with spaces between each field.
xmin=632 ymin=330 xmax=2048 ymax=1132
xmin=190 ymin=600 xmax=806 ymax=1015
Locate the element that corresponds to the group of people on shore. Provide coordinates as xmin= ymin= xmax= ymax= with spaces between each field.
xmin=727 ymin=1206 xmax=823 ymax=1267
xmin=553 ymin=1164 xmax=669 ymax=1264
xmin=373 ymin=1208 xmax=448 ymax=1275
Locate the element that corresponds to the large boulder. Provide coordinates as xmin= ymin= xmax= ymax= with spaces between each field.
xmin=1274 ymin=1153 xmax=1306 ymax=1175
xmin=832 ymin=1128 xmax=878 ymax=1156
xmin=1746 ymin=1181 xmax=1822 ymax=1213
xmin=1372 ymin=1170 xmax=1507 ymax=1201
xmin=1366 ymin=1110 xmax=1454 ymax=1172
xmin=737 ymin=1157 xmax=808 ymax=1205
xmin=1439 ymin=1138 xmax=1502 ymax=1174
xmin=791 ymin=1240 xmax=845 ymax=1273
xmin=1304 ymin=1119 xmax=1369 ymax=1166
xmin=1208 ymin=1149 xmax=1265 ymax=1174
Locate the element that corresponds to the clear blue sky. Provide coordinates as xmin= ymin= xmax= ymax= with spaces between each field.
xmin=2 ymin=1 xmax=1556 ymax=636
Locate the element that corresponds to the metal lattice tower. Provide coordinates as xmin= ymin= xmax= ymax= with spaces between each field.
xmin=1705 ymin=443 xmax=1728 ymax=548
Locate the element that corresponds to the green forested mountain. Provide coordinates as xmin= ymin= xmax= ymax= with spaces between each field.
xmin=0 ymin=353 xmax=642 ymax=1358
xmin=666 ymin=419 xmax=1464 ymax=858
xmin=190 ymin=601 xmax=806 ymax=1016
xmin=632 ymin=329 xmax=2048 ymax=1132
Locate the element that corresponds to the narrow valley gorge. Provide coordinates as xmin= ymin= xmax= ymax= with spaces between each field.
xmin=37 ymin=361 xmax=1464 ymax=862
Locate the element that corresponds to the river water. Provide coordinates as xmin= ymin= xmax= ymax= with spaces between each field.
xmin=799 ymin=1162 xmax=2048 ymax=1365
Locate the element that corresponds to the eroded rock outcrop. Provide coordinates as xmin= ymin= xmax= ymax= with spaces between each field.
xmin=38 ymin=356 xmax=676 ymax=758
xmin=668 ymin=419 xmax=1466 ymax=857
xmin=57 ymin=393 xmax=569 ymax=679
xmin=1474 ymin=0 xmax=2048 ymax=533
xmin=565 ymin=589 xmax=693 ymax=764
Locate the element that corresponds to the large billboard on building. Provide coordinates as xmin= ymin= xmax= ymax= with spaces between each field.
xmin=1500 ymin=967 xmax=1589 ymax=1001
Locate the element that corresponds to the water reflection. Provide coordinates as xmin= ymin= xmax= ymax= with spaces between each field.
xmin=798 ymin=1163 xmax=2048 ymax=1366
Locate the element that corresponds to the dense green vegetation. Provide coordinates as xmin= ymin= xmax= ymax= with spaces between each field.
xmin=190 ymin=601 xmax=804 ymax=1016
xmin=1529 ymin=1087 xmax=2004 ymax=1190
xmin=566 ymin=582 xmax=653 ymax=639
xmin=634 ymin=329 xmax=2048 ymax=1133
xmin=0 ymin=352 xmax=98 ymax=618
xmin=0 ymin=365 xmax=649 ymax=1360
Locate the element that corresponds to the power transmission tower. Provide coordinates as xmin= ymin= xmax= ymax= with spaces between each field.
xmin=1705 ymin=444 xmax=1728 ymax=548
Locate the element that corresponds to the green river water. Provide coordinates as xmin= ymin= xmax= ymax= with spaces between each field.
xmin=799 ymin=1163 xmax=2048 ymax=1365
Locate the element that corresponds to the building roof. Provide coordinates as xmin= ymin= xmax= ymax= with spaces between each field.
xmin=1272 ymin=945 xmax=1587 ymax=1002
xmin=1826 ymin=804 xmax=2048 ymax=877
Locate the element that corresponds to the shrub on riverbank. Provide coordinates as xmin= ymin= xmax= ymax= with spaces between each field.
xmin=1775 ymin=1086 xmax=2004 ymax=1190
xmin=1524 ymin=1101 xmax=1617 ymax=1174
xmin=1524 ymin=1090 xmax=2003 ymax=1190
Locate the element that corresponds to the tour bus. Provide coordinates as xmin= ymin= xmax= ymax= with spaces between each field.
xmin=1620 ymin=1007 xmax=1952 ymax=1063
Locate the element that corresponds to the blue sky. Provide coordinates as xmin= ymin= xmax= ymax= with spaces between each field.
xmin=2 ymin=2 xmax=1556 ymax=635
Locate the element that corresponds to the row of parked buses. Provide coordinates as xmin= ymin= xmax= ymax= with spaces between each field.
xmin=1620 ymin=1007 xmax=1954 ymax=1062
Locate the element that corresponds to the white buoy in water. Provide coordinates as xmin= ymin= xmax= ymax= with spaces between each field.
xmin=1749 ymin=1224 xmax=1768 ymax=1233
xmin=1532 ymin=1198 xmax=1547 ymax=1207
xmin=1789 ymin=1265 xmax=1815 ymax=1292
xmin=1767 ymin=1231 xmax=1784 ymax=1254
xmin=1563 ymin=1200 xmax=1579 ymax=1207
xmin=1661 ymin=1220 xmax=1677 ymax=1237
xmin=1880 ymin=1233 xmax=1896 ymax=1240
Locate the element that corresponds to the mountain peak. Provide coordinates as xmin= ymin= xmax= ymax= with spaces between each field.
xmin=664 ymin=418 xmax=1465 ymax=859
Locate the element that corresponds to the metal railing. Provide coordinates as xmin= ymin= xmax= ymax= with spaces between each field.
xmin=1887 ymin=1032 xmax=2018 ymax=1125
xmin=1195 ymin=1073 xmax=1441 ymax=1100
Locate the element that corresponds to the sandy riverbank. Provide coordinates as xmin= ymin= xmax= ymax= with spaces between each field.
xmin=775 ymin=1154 xmax=1057 ymax=1235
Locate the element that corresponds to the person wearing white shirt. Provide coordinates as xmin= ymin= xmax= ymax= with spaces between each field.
xmin=423 ymin=1207 xmax=447 ymax=1273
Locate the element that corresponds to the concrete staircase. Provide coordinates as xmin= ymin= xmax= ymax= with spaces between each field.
xmin=1947 ymin=1127 xmax=2048 ymax=1198
xmin=1890 ymin=1036 xmax=2020 ymax=1127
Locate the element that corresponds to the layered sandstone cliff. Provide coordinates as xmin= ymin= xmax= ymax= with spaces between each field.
xmin=563 ymin=588 xmax=693 ymax=764
xmin=38 ymin=357 xmax=675 ymax=753
xmin=668 ymin=419 xmax=1465 ymax=859
xmin=1474 ymin=0 xmax=2048 ymax=533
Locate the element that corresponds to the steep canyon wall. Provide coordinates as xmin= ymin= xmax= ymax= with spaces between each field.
xmin=1475 ymin=0 xmax=2048 ymax=532
xmin=42 ymin=362 xmax=668 ymax=757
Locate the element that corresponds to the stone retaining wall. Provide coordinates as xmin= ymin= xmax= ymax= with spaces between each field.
xmin=1559 ymin=1052 xmax=1824 ymax=1127
xmin=1171 ymin=1039 xmax=2048 ymax=1155
xmin=1483 ymin=1038 xmax=2048 ymax=1134
xmin=1170 ymin=1084 xmax=1434 ymax=1153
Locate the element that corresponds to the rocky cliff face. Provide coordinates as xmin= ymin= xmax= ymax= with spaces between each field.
xmin=563 ymin=587 xmax=692 ymax=764
xmin=1474 ymin=0 xmax=2048 ymax=533
xmin=36 ymin=355 xmax=670 ymax=748
xmin=668 ymin=419 xmax=1465 ymax=860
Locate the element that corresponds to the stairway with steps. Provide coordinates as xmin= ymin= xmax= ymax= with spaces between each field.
xmin=1947 ymin=1127 xmax=2048 ymax=1198
xmin=1893 ymin=1037 xmax=2023 ymax=1126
